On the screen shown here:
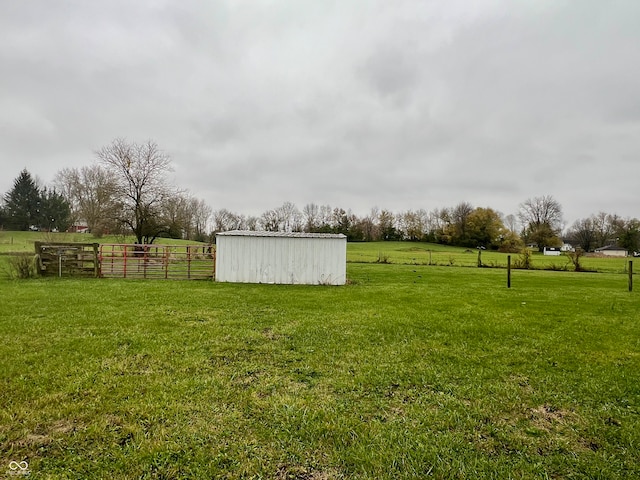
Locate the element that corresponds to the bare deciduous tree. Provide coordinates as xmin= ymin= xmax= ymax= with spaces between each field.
xmin=302 ymin=203 xmax=320 ymax=232
xmin=54 ymin=165 xmax=119 ymax=236
xmin=245 ymin=215 xmax=259 ymax=231
xmin=518 ymin=195 xmax=563 ymax=230
xmin=504 ymin=214 xmax=518 ymax=233
xmin=188 ymin=198 xmax=212 ymax=241
xmin=593 ymin=211 xmax=620 ymax=247
xmin=96 ymin=138 xmax=174 ymax=244
xmin=398 ymin=210 xmax=427 ymax=241
xmin=360 ymin=207 xmax=380 ymax=241
xmin=213 ymin=208 xmax=243 ymax=232
xmin=277 ymin=201 xmax=302 ymax=232
xmin=260 ymin=209 xmax=281 ymax=232
xmin=566 ymin=217 xmax=597 ymax=251
xmin=518 ymin=195 xmax=563 ymax=250
xmin=319 ymin=205 xmax=333 ymax=230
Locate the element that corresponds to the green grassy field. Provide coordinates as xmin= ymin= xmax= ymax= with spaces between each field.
xmin=0 ymin=231 xmax=206 ymax=254
xmin=1 ymin=242 xmax=638 ymax=478
xmin=347 ymin=241 xmax=633 ymax=274
xmin=2 ymin=231 xmax=633 ymax=274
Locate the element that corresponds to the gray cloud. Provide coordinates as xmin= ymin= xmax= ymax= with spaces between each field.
xmin=1 ymin=0 xmax=639 ymax=226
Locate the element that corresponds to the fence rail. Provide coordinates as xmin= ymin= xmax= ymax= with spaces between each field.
xmin=99 ymin=244 xmax=215 ymax=280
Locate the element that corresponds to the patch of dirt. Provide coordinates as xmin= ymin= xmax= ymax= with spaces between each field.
xmin=529 ymin=404 xmax=575 ymax=430
xmin=262 ymin=327 xmax=282 ymax=341
xmin=51 ymin=419 xmax=77 ymax=434
xmin=472 ymin=404 xmax=585 ymax=457
xmin=11 ymin=433 xmax=51 ymax=450
xmin=275 ymin=464 xmax=343 ymax=480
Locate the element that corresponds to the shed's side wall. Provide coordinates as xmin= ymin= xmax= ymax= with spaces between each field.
xmin=601 ymin=250 xmax=628 ymax=257
xmin=215 ymin=236 xmax=346 ymax=285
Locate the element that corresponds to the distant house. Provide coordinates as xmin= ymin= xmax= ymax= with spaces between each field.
xmin=561 ymin=243 xmax=575 ymax=252
xmin=68 ymin=221 xmax=89 ymax=233
xmin=543 ymin=247 xmax=562 ymax=256
xmin=595 ymin=245 xmax=628 ymax=257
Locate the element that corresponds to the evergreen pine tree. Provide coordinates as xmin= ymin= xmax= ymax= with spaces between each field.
xmin=3 ymin=169 xmax=41 ymax=230
xmin=39 ymin=187 xmax=72 ymax=232
xmin=0 ymin=199 xmax=6 ymax=229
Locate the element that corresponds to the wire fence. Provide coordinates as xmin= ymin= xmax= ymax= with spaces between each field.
xmin=99 ymin=244 xmax=215 ymax=280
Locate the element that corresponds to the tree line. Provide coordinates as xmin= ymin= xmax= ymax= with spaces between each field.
xmin=1 ymin=139 xmax=638 ymax=252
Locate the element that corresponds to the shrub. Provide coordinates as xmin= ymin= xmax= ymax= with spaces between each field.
xmin=498 ymin=231 xmax=524 ymax=253
xmin=514 ymin=248 xmax=533 ymax=269
xmin=376 ymin=252 xmax=391 ymax=264
xmin=5 ymin=254 xmax=39 ymax=279
xmin=566 ymin=248 xmax=585 ymax=272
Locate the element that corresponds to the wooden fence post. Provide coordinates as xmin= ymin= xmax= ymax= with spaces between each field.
xmin=507 ymin=255 xmax=511 ymax=288
xmin=93 ymin=243 xmax=99 ymax=277
xmin=630 ymin=260 xmax=633 ymax=292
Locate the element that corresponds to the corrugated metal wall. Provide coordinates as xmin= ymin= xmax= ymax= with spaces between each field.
xmin=215 ymin=233 xmax=346 ymax=285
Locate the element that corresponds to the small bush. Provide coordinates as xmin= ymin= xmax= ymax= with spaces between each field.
xmin=566 ymin=248 xmax=585 ymax=272
xmin=376 ymin=252 xmax=390 ymax=264
xmin=514 ymin=248 xmax=533 ymax=269
xmin=5 ymin=254 xmax=39 ymax=279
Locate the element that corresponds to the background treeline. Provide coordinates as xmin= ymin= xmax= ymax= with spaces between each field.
xmin=1 ymin=139 xmax=638 ymax=253
xmin=202 ymin=202 xmax=640 ymax=254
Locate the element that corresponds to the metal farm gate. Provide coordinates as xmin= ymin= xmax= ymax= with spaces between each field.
xmin=99 ymin=244 xmax=215 ymax=280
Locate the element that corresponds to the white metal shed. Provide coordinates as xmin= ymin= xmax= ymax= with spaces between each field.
xmin=215 ymin=231 xmax=347 ymax=285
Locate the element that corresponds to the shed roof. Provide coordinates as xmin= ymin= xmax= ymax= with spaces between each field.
xmin=216 ymin=230 xmax=346 ymax=239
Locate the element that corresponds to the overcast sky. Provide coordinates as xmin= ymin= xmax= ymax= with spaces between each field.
xmin=1 ymin=0 xmax=639 ymax=227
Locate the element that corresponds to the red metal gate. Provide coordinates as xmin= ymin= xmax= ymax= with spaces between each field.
xmin=99 ymin=244 xmax=215 ymax=280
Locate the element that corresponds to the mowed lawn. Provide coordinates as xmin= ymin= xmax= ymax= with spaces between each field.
xmin=1 ymin=257 xmax=639 ymax=477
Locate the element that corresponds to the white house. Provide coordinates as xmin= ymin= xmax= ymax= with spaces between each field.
xmin=595 ymin=245 xmax=628 ymax=257
xmin=543 ymin=247 xmax=562 ymax=256
xmin=561 ymin=243 xmax=575 ymax=252
xmin=215 ymin=231 xmax=347 ymax=285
